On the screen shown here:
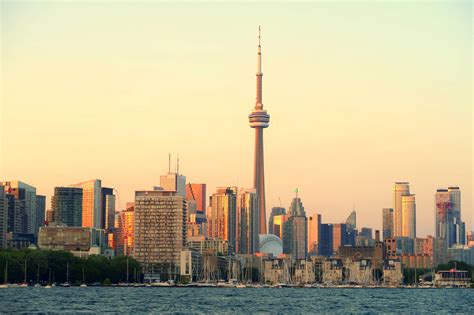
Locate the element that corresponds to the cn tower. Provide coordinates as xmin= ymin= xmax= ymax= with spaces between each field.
xmin=249 ymin=26 xmax=270 ymax=234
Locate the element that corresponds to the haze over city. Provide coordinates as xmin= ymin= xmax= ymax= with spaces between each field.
xmin=1 ymin=1 xmax=472 ymax=237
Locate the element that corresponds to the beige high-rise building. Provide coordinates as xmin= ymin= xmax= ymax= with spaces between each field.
xmin=208 ymin=187 xmax=237 ymax=253
xmin=401 ymin=194 xmax=416 ymax=238
xmin=134 ymin=190 xmax=186 ymax=279
xmin=393 ymin=182 xmax=410 ymax=237
xmin=70 ymin=180 xmax=102 ymax=229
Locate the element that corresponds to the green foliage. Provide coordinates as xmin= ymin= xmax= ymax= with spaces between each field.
xmin=102 ymin=278 xmax=111 ymax=286
xmin=0 ymin=249 xmax=141 ymax=284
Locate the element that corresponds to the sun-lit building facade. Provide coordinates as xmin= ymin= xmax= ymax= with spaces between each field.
xmin=208 ymin=187 xmax=237 ymax=253
xmin=401 ymin=194 xmax=416 ymax=238
xmin=70 ymin=179 xmax=102 ymax=229
xmin=393 ymin=182 xmax=410 ymax=237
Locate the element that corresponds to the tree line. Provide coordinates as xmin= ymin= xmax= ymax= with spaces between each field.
xmin=0 ymin=249 xmax=141 ymax=285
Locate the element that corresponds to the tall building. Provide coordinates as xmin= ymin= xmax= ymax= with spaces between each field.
xmin=393 ymin=182 xmax=410 ymax=237
xmin=185 ymin=184 xmax=206 ymax=214
xmin=5 ymin=189 xmax=27 ymax=234
xmin=307 ymin=214 xmax=321 ymax=254
xmin=268 ymin=207 xmax=286 ymax=235
xmin=249 ymin=27 xmax=270 ymax=234
xmin=1 ymin=181 xmax=38 ymax=236
xmin=237 ymin=188 xmax=259 ymax=254
xmin=70 ymin=180 xmax=102 ymax=229
xmin=36 ymin=195 xmax=46 ymax=230
xmin=160 ymin=172 xmax=186 ymax=197
xmin=289 ymin=190 xmax=306 ymax=217
xmin=0 ymin=186 xmax=7 ymax=249
xmin=435 ymin=188 xmax=465 ymax=248
xmin=51 ymin=187 xmax=83 ymax=226
xmin=283 ymin=191 xmax=308 ymax=259
xmin=272 ymin=213 xmax=289 ymax=239
xmin=319 ymin=223 xmax=333 ymax=257
xmin=116 ymin=204 xmax=134 ymax=256
xmin=382 ymin=208 xmax=394 ymax=240
xmin=401 ymin=194 xmax=416 ymax=238
xmin=283 ymin=216 xmax=307 ymax=260
xmin=332 ymin=223 xmax=348 ymax=254
xmin=208 ymin=187 xmax=237 ymax=253
xmin=345 ymin=210 xmax=356 ymax=231
xmin=134 ymin=189 xmax=186 ymax=279
xmin=101 ymin=187 xmax=115 ymax=230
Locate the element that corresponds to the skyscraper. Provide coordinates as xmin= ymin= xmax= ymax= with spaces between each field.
xmin=283 ymin=191 xmax=308 ymax=259
xmin=0 ymin=186 xmax=7 ymax=249
xmin=345 ymin=210 xmax=356 ymax=231
xmin=249 ymin=27 xmax=270 ymax=234
xmin=208 ymin=187 xmax=238 ymax=253
xmin=51 ymin=187 xmax=83 ymax=226
xmin=268 ymin=207 xmax=286 ymax=235
xmin=70 ymin=179 xmax=102 ymax=229
xmin=36 ymin=195 xmax=46 ymax=230
xmin=332 ymin=223 xmax=347 ymax=254
xmin=1 ymin=181 xmax=38 ymax=236
xmin=393 ymin=182 xmax=410 ymax=237
xmin=116 ymin=204 xmax=134 ymax=256
xmin=237 ymin=188 xmax=259 ymax=254
xmin=307 ymin=214 xmax=321 ymax=254
xmin=101 ymin=187 xmax=115 ymax=230
xmin=382 ymin=208 xmax=394 ymax=240
xmin=185 ymin=183 xmax=206 ymax=214
xmin=401 ymin=194 xmax=416 ymax=238
xmin=160 ymin=171 xmax=186 ymax=197
xmin=134 ymin=189 xmax=186 ymax=279
xmin=435 ymin=188 xmax=465 ymax=248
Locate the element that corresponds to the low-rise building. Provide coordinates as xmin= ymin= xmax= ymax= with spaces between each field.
xmin=383 ymin=259 xmax=403 ymax=286
xmin=322 ymin=258 xmax=344 ymax=285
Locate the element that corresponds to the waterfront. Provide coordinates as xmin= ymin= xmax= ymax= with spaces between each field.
xmin=1 ymin=287 xmax=473 ymax=313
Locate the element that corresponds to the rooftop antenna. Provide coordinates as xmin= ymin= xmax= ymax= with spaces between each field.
xmin=168 ymin=153 xmax=171 ymax=173
xmin=258 ymin=25 xmax=261 ymax=47
xmin=295 ymin=188 xmax=299 ymax=199
xmin=177 ymin=154 xmax=180 ymax=174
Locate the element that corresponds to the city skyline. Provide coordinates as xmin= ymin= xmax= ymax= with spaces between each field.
xmin=1 ymin=2 xmax=472 ymax=237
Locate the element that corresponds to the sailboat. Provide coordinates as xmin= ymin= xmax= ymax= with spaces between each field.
xmin=0 ymin=260 xmax=8 ymax=288
xmin=61 ymin=261 xmax=70 ymax=287
xmin=80 ymin=267 xmax=87 ymax=287
xmin=34 ymin=264 xmax=41 ymax=287
xmin=45 ymin=268 xmax=52 ymax=288
xmin=20 ymin=260 xmax=28 ymax=287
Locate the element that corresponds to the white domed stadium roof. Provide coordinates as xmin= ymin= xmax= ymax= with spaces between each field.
xmin=259 ymin=234 xmax=283 ymax=256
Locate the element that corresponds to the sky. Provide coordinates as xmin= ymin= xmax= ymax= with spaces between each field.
xmin=1 ymin=1 xmax=472 ymax=237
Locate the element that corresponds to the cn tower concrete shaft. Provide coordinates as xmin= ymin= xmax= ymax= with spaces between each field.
xmin=249 ymin=27 xmax=270 ymax=234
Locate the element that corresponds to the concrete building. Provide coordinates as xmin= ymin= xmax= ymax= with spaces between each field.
xmin=185 ymin=183 xmax=206 ymax=214
xmin=322 ymin=259 xmax=344 ymax=285
xmin=345 ymin=259 xmax=374 ymax=285
xmin=382 ymin=208 xmax=394 ymax=240
xmin=393 ymin=182 xmax=410 ymax=237
xmin=268 ymin=207 xmax=286 ymax=235
xmin=5 ymin=191 xmax=27 ymax=234
xmin=0 ymin=186 xmax=7 ymax=249
xmin=70 ymin=179 xmax=102 ymax=229
xmin=307 ymin=214 xmax=321 ymax=255
xmin=339 ymin=243 xmax=384 ymax=267
xmin=383 ymin=259 xmax=403 ymax=285
xmin=51 ymin=187 xmax=83 ymax=227
xmin=436 ymin=188 xmax=465 ymax=248
xmin=401 ymin=194 xmax=416 ymax=238
xmin=208 ymin=187 xmax=237 ymax=253
xmin=134 ymin=189 xmax=186 ymax=280
xmin=249 ymin=27 xmax=270 ymax=235
xmin=237 ymin=188 xmax=259 ymax=254
xmin=38 ymin=224 xmax=106 ymax=256
xmin=187 ymin=238 xmax=229 ymax=256
xmin=1 ymin=181 xmax=38 ymax=236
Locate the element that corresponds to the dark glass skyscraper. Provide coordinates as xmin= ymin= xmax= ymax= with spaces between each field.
xmin=51 ymin=187 xmax=83 ymax=226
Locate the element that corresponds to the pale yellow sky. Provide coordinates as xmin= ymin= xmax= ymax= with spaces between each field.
xmin=1 ymin=1 xmax=472 ymax=236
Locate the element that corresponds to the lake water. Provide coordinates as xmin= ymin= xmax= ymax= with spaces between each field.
xmin=1 ymin=287 xmax=473 ymax=313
